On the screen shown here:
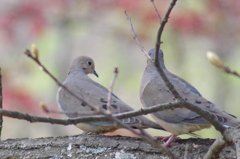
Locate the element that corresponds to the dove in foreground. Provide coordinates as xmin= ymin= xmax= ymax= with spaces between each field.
xmin=140 ymin=48 xmax=240 ymax=146
xmin=57 ymin=56 xmax=165 ymax=134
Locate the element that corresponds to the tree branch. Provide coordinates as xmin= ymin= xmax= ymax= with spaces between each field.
xmin=150 ymin=0 xmax=162 ymax=22
xmin=204 ymin=136 xmax=228 ymax=159
xmin=154 ymin=0 xmax=180 ymax=99
xmin=0 ymin=100 xmax=225 ymax=134
xmin=106 ymin=67 xmax=118 ymax=114
xmin=225 ymin=127 xmax=240 ymax=158
xmin=124 ymin=11 xmax=151 ymax=60
xmin=207 ymin=51 xmax=240 ymax=78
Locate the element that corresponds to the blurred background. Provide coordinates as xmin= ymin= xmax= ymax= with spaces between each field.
xmin=0 ymin=0 xmax=239 ymax=140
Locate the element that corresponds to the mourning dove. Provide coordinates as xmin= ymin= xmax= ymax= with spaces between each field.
xmin=140 ymin=48 xmax=240 ymax=146
xmin=57 ymin=56 xmax=165 ymax=134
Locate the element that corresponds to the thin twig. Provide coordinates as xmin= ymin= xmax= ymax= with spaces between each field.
xmin=124 ymin=11 xmax=151 ymax=60
xmin=220 ymin=66 xmax=240 ymax=78
xmin=0 ymin=68 xmax=2 ymax=140
xmin=150 ymin=0 xmax=162 ymax=22
xmin=106 ymin=67 xmax=118 ymax=114
xmin=207 ymin=51 xmax=240 ymax=78
xmin=154 ymin=0 xmax=180 ymax=100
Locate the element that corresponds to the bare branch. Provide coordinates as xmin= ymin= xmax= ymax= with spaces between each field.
xmin=226 ymin=127 xmax=240 ymax=158
xmin=150 ymin=0 xmax=225 ymax=134
xmin=207 ymin=51 xmax=240 ymax=78
xmin=204 ymin=136 xmax=228 ymax=159
xmin=106 ymin=67 xmax=118 ymax=114
xmin=0 ymin=100 xmax=225 ymax=135
xmin=124 ymin=0 xmax=226 ymax=137
xmin=124 ymin=11 xmax=151 ymax=59
xmin=0 ymin=108 xmax=116 ymax=125
xmin=205 ymin=127 xmax=240 ymax=159
xmin=149 ymin=0 xmax=240 ymax=156
xmin=220 ymin=66 xmax=240 ymax=78
xmin=150 ymin=0 xmax=162 ymax=22
xmin=154 ymin=0 xmax=180 ymax=100
xmin=40 ymin=103 xmax=100 ymax=116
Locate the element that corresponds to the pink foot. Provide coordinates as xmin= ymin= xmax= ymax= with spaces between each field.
xmin=155 ymin=135 xmax=178 ymax=147
xmin=163 ymin=135 xmax=178 ymax=147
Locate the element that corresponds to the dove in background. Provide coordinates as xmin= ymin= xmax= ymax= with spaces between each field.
xmin=140 ymin=48 xmax=240 ymax=146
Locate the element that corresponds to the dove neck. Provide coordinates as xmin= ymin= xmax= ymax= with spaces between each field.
xmin=68 ymin=67 xmax=89 ymax=79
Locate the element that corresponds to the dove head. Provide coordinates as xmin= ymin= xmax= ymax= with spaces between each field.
xmin=69 ymin=56 xmax=98 ymax=77
xmin=147 ymin=48 xmax=166 ymax=69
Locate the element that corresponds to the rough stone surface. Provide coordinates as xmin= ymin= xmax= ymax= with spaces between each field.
xmin=0 ymin=135 xmax=236 ymax=159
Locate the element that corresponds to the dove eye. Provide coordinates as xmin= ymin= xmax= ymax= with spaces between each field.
xmin=87 ymin=61 xmax=92 ymax=66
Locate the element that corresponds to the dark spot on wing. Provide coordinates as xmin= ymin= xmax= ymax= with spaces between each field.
xmin=102 ymin=105 xmax=107 ymax=110
xmin=111 ymin=104 xmax=118 ymax=109
xmin=81 ymin=103 xmax=87 ymax=107
xmin=207 ymin=101 xmax=212 ymax=104
xmin=112 ymin=100 xmax=117 ymax=103
xmin=205 ymin=105 xmax=210 ymax=108
xmin=224 ymin=111 xmax=237 ymax=118
xmin=100 ymin=98 xmax=107 ymax=103
xmin=90 ymin=108 xmax=95 ymax=111
xmin=185 ymin=98 xmax=188 ymax=101
xmin=223 ymin=117 xmax=227 ymax=122
xmin=188 ymin=87 xmax=202 ymax=96
xmin=195 ymin=100 xmax=201 ymax=104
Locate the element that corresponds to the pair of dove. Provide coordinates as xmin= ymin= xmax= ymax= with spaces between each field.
xmin=57 ymin=48 xmax=240 ymax=146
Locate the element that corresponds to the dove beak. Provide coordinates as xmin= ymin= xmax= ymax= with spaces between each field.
xmin=93 ymin=70 xmax=99 ymax=78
